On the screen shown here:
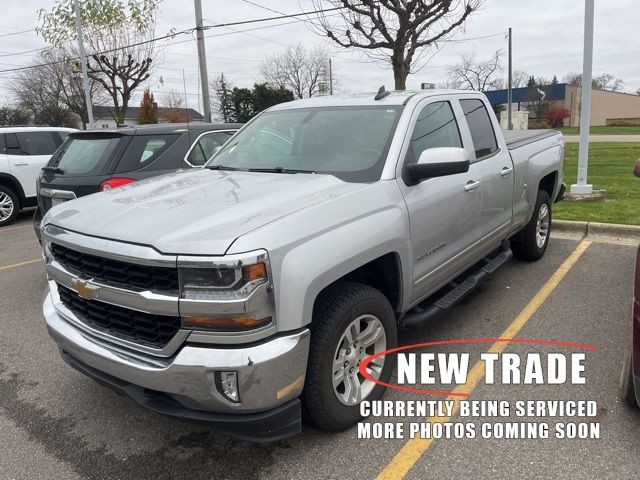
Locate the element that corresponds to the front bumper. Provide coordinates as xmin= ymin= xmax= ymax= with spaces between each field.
xmin=43 ymin=290 xmax=310 ymax=441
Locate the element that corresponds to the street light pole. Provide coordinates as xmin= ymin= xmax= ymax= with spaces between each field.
xmin=571 ymin=0 xmax=594 ymax=194
xmin=73 ymin=0 xmax=94 ymax=129
xmin=194 ymin=0 xmax=212 ymax=123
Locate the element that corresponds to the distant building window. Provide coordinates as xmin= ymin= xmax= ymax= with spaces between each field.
xmin=101 ymin=124 xmax=109 ymax=129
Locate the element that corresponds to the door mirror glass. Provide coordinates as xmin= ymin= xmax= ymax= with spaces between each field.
xmin=634 ymin=159 xmax=640 ymax=178
xmin=406 ymin=147 xmax=470 ymax=184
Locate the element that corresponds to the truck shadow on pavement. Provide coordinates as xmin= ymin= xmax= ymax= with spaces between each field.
xmin=0 ymin=364 xmax=282 ymax=480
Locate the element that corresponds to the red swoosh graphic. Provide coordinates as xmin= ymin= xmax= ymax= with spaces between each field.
xmin=358 ymin=337 xmax=597 ymax=398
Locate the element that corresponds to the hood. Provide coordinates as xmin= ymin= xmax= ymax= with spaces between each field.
xmin=44 ymin=169 xmax=363 ymax=255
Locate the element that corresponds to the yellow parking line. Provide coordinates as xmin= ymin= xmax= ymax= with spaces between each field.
xmin=376 ymin=239 xmax=592 ymax=480
xmin=0 ymin=259 xmax=41 ymax=271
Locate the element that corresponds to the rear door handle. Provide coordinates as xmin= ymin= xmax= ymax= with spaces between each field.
xmin=464 ymin=180 xmax=480 ymax=191
xmin=500 ymin=167 xmax=514 ymax=176
xmin=14 ymin=162 xmax=28 ymax=166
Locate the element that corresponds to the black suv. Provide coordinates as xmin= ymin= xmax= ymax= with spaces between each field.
xmin=34 ymin=123 xmax=241 ymax=240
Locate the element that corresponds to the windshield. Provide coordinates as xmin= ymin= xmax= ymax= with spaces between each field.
xmin=207 ymin=106 xmax=402 ymax=182
xmin=47 ymin=136 xmax=121 ymax=176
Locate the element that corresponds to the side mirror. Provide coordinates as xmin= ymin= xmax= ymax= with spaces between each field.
xmin=405 ymin=147 xmax=470 ymax=184
xmin=634 ymin=159 xmax=640 ymax=178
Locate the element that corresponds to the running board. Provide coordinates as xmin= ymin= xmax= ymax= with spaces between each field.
xmin=400 ymin=248 xmax=513 ymax=329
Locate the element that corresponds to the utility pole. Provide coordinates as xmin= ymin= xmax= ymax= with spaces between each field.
xmin=507 ymin=27 xmax=513 ymax=130
xmin=571 ymin=0 xmax=594 ymax=195
xmin=73 ymin=0 xmax=94 ymax=129
xmin=194 ymin=0 xmax=211 ymax=123
xmin=329 ymin=58 xmax=333 ymax=95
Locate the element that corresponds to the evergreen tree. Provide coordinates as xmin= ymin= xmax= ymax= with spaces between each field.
xmin=138 ymin=89 xmax=157 ymax=124
xmin=526 ymin=75 xmax=536 ymax=87
xmin=551 ymin=75 xmax=559 ymax=85
xmin=212 ymin=73 xmax=235 ymax=122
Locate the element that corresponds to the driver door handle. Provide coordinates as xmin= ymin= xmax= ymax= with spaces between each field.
xmin=14 ymin=162 xmax=28 ymax=166
xmin=464 ymin=180 xmax=480 ymax=191
xmin=500 ymin=166 xmax=514 ymax=176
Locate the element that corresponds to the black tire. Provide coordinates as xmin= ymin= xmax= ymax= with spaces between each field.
xmin=0 ymin=185 xmax=19 ymax=227
xmin=620 ymin=330 xmax=638 ymax=407
xmin=511 ymin=190 xmax=551 ymax=261
xmin=302 ymin=281 xmax=397 ymax=431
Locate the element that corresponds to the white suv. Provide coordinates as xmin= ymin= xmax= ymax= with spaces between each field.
xmin=0 ymin=126 xmax=76 ymax=226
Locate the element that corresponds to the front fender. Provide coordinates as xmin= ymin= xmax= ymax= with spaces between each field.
xmin=227 ymin=181 xmax=412 ymax=332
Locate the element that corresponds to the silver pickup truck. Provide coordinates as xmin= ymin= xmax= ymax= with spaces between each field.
xmin=40 ymin=89 xmax=564 ymax=441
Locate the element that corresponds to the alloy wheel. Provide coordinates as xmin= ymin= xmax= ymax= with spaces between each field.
xmin=0 ymin=192 xmax=14 ymax=221
xmin=332 ymin=314 xmax=387 ymax=406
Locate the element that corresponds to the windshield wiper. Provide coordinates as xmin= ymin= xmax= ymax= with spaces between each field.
xmin=206 ymin=164 xmax=240 ymax=171
xmin=249 ymin=166 xmax=316 ymax=174
xmin=42 ymin=166 xmax=65 ymax=174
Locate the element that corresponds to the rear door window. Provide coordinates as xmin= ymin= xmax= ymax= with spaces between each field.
xmin=460 ymin=99 xmax=498 ymax=160
xmin=187 ymin=131 xmax=235 ymax=166
xmin=12 ymin=132 xmax=60 ymax=156
xmin=115 ymin=134 xmax=179 ymax=173
xmin=48 ymin=136 xmax=121 ymax=176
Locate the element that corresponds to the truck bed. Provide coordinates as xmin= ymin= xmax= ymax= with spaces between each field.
xmin=502 ymin=129 xmax=558 ymax=150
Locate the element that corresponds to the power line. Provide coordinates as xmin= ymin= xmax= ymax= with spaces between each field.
xmin=0 ymin=6 xmax=343 ymax=74
xmin=0 ymin=29 xmax=35 ymax=38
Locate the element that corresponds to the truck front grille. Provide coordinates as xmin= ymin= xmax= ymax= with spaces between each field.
xmin=50 ymin=243 xmax=179 ymax=293
xmin=57 ymin=284 xmax=181 ymax=348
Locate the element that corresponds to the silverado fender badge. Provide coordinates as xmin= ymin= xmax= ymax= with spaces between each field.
xmin=71 ymin=278 xmax=100 ymax=300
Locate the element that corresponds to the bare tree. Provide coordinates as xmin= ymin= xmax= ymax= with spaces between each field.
xmin=259 ymin=44 xmax=330 ymax=99
xmin=446 ymin=50 xmax=504 ymax=91
xmin=38 ymin=0 xmax=163 ymax=124
xmin=512 ymin=70 xmax=530 ymax=88
xmin=161 ymin=88 xmax=189 ymax=123
xmin=10 ymin=50 xmax=107 ymax=128
xmin=310 ymin=0 xmax=481 ymax=90
xmin=563 ymin=72 xmax=624 ymax=91
xmin=563 ymin=71 xmax=582 ymax=86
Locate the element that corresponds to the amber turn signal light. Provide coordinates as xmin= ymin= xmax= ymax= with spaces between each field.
xmin=182 ymin=315 xmax=271 ymax=331
xmin=244 ymin=262 xmax=267 ymax=281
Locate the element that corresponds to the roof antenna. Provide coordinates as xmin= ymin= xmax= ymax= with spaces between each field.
xmin=374 ymin=85 xmax=391 ymax=101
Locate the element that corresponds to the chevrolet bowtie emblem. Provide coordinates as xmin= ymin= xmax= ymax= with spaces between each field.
xmin=71 ymin=278 xmax=100 ymax=299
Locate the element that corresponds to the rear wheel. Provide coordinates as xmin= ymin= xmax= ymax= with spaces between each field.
xmin=512 ymin=190 xmax=551 ymax=261
xmin=302 ymin=282 xmax=397 ymax=431
xmin=0 ymin=186 xmax=19 ymax=227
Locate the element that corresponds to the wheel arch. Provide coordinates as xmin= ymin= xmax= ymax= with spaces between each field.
xmin=312 ymin=252 xmax=404 ymax=320
xmin=0 ymin=173 xmax=25 ymax=208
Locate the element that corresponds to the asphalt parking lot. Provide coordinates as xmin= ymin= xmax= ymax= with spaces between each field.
xmin=1 ymin=210 xmax=639 ymax=480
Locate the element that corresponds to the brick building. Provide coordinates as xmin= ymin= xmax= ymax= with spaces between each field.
xmin=485 ymin=83 xmax=640 ymax=127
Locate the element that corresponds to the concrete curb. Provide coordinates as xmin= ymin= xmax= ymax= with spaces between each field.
xmin=552 ymin=219 xmax=640 ymax=239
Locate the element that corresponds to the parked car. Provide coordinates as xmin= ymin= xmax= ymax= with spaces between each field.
xmin=619 ymin=159 xmax=640 ymax=407
xmin=40 ymin=89 xmax=565 ymax=441
xmin=0 ymin=126 xmax=76 ymax=227
xmin=33 ymin=123 xmax=241 ymax=240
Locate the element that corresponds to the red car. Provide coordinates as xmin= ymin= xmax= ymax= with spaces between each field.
xmin=620 ymin=159 xmax=640 ymax=406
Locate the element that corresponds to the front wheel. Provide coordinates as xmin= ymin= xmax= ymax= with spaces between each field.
xmin=302 ymin=282 xmax=397 ymax=431
xmin=512 ymin=190 xmax=551 ymax=261
xmin=0 ymin=186 xmax=19 ymax=227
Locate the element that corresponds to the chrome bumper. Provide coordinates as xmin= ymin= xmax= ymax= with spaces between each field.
xmin=43 ymin=289 xmax=310 ymax=414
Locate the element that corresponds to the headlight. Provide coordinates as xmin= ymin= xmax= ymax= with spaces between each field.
xmin=179 ymin=262 xmax=268 ymax=300
xmin=178 ymin=250 xmax=273 ymax=332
